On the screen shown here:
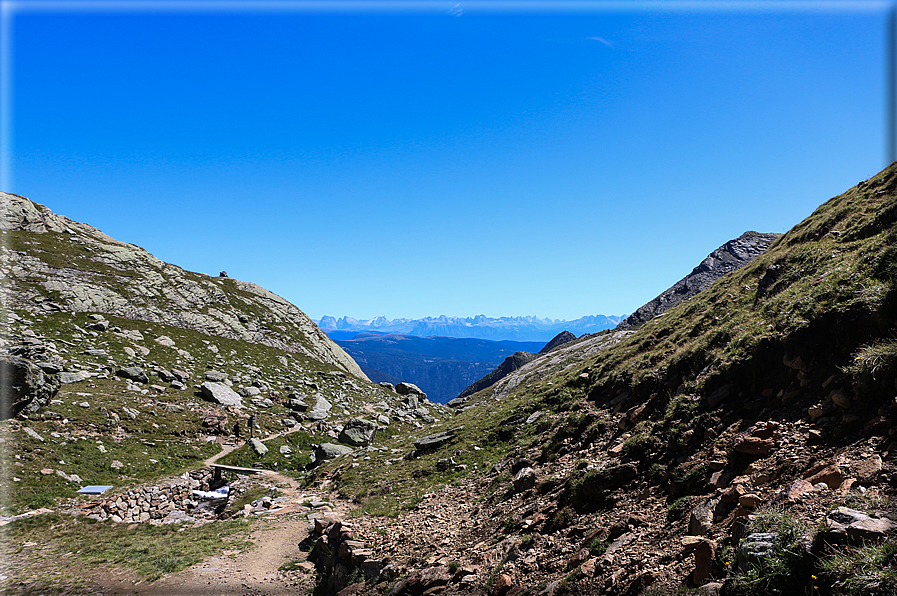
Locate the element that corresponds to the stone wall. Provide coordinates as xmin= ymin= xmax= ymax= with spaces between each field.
xmin=87 ymin=467 xmax=221 ymax=523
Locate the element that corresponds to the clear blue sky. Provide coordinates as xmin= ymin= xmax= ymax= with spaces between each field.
xmin=2 ymin=1 xmax=891 ymax=321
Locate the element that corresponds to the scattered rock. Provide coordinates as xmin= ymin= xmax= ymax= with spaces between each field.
xmin=413 ymin=430 xmax=457 ymax=452
xmin=314 ymin=443 xmax=354 ymax=462
xmin=204 ymin=370 xmax=228 ymax=382
xmin=513 ymin=467 xmax=537 ymax=492
xmin=200 ymin=382 xmax=243 ymax=407
xmin=339 ymin=418 xmax=379 ymax=447
xmin=396 ymin=382 xmax=426 ymax=398
xmin=249 ymin=438 xmax=268 ymax=457
xmin=116 ymin=367 xmax=148 ymax=384
xmin=575 ymin=463 xmax=638 ymax=498
xmin=769 ymin=479 xmax=814 ymax=507
xmin=688 ymin=496 xmax=721 ymax=536
xmin=826 ymin=507 xmax=896 ymax=541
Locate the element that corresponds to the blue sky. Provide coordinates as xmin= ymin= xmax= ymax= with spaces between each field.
xmin=2 ymin=1 xmax=892 ymax=321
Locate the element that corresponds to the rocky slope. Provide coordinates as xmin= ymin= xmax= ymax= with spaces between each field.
xmin=616 ymin=231 xmax=781 ymax=331
xmin=0 ymin=192 xmax=457 ymax=530
xmin=454 ymin=332 xmax=579 ymax=402
xmin=0 ymin=192 xmax=365 ymax=379
xmin=310 ymin=165 xmax=897 ymax=596
xmin=454 ymin=230 xmax=778 ymax=409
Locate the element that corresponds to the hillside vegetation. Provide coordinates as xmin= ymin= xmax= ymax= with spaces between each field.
xmin=2 ymin=160 xmax=896 ymax=596
xmin=312 ymin=163 xmax=897 ymax=595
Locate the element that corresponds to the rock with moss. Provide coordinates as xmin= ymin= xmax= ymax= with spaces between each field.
xmin=339 ymin=417 xmax=378 ymax=447
xmin=1 ymin=354 xmax=60 ymax=419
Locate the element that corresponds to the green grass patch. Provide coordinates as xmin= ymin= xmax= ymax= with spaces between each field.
xmin=820 ymin=539 xmax=897 ymax=596
xmin=6 ymin=512 xmax=251 ymax=582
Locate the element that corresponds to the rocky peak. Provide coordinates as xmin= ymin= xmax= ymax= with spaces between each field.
xmin=616 ymin=231 xmax=781 ymax=331
xmin=0 ymin=192 xmax=366 ymax=380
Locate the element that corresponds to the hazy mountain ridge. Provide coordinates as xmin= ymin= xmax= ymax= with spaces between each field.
xmin=451 ymin=231 xmax=780 ymax=406
xmin=334 ymin=334 xmax=545 ymax=403
xmin=317 ymin=313 xmax=623 ymax=342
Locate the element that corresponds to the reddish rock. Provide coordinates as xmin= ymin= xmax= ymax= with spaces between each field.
xmin=734 ymin=435 xmax=775 ymax=455
xmin=580 ymin=557 xmax=598 ymax=577
xmin=721 ymin=484 xmax=747 ymax=504
xmin=769 ymin=479 xmax=814 ymax=507
xmin=623 ymin=570 xmax=658 ymax=596
xmin=693 ymin=539 xmax=721 ymax=585
xmin=490 ymin=573 xmax=514 ymax=596
xmin=336 ymin=583 xmax=366 ymax=596
xmin=854 ymin=455 xmax=883 ymax=482
xmin=738 ymin=494 xmax=761 ymax=509
xmin=806 ymin=465 xmax=845 ymax=490
xmin=864 ymin=416 xmax=889 ymax=438
xmin=830 ymin=390 xmax=852 ymax=409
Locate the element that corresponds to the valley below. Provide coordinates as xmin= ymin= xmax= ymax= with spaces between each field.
xmin=2 ymin=162 xmax=897 ymax=596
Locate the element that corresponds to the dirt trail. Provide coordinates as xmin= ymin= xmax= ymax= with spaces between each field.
xmin=99 ymin=439 xmax=353 ymax=596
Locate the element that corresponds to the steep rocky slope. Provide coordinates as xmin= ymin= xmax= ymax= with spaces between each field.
xmin=616 ymin=231 xmax=781 ymax=331
xmin=0 ymin=192 xmax=365 ymax=379
xmin=311 ymin=165 xmax=897 ymax=596
xmin=0 ymin=193 xmax=457 ymax=530
xmin=454 ymin=231 xmax=778 ymax=408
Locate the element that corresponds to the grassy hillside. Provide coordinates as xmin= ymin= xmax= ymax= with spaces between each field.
xmin=316 ymin=163 xmax=897 ymax=596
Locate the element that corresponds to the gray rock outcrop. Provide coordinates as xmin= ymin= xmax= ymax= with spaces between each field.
xmin=200 ymin=382 xmax=243 ymax=407
xmin=314 ymin=443 xmax=354 ymax=461
xmin=0 ymin=354 xmax=60 ymax=419
xmin=538 ymin=330 xmax=577 ymax=354
xmin=616 ymin=231 xmax=781 ymax=331
xmin=395 ymin=382 xmax=426 ymax=398
xmin=455 ymin=351 xmax=537 ymax=402
xmin=338 ymin=417 xmax=378 ymax=447
xmin=249 ymin=438 xmax=268 ymax=457
xmin=413 ymin=429 xmax=457 ymax=452
xmin=116 ymin=367 xmax=148 ymax=384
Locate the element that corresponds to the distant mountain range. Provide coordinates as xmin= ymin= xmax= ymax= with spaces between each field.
xmin=332 ymin=334 xmax=545 ymax=403
xmin=316 ymin=314 xmax=624 ymax=343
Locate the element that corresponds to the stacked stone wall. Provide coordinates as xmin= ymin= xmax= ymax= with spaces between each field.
xmin=88 ymin=467 xmax=219 ymax=523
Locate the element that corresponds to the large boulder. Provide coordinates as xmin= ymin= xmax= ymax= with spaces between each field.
xmin=826 ymin=507 xmax=896 ymax=541
xmin=688 ymin=496 xmax=721 ymax=536
xmin=396 ymin=382 xmax=426 ymax=399
xmin=314 ymin=443 xmax=354 ymax=461
xmin=249 ymin=438 xmax=268 ymax=457
xmin=413 ymin=429 xmax=457 ymax=452
xmin=339 ymin=417 xmax=378 ymax=447
xmin=200 ymin=382 xmax=243 ymax=407
xmin=306 ymin=395 xmax=332 ymax=420
xmin=116 ymin=366 xmax=148 ymax=384
xmin=0 ymin=354 xmax=60 ymax=419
